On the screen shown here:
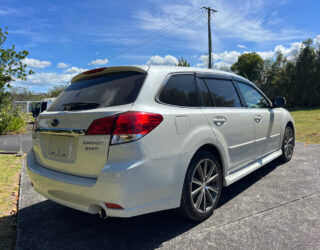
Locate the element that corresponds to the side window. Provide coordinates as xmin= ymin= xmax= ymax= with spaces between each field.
xmin=197 ymin=78 xmax=214 ymax=106
xmin=236 ymin=82 xmax=269 ymax=108
xmin=159 ymin=74 xmax=199 ymax=107
xmin=204 ymin=78 xmax=241 ymax=107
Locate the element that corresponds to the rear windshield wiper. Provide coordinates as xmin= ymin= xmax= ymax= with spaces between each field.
xmin=62 ymin=102 xmax=100 ymax=111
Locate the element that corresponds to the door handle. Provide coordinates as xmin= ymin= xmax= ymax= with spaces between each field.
xmin=254 ymin=114 xmax=262 ymax=123
xmin=213 ymin=116 xmax=227 ymax=126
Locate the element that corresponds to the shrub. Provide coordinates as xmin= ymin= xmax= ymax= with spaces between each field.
xmin=0 ymin=99 xmax=26 ymax=135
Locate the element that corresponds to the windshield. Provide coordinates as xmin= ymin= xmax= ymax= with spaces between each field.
xmin=47 ymin=71 xmax=146 ymax=111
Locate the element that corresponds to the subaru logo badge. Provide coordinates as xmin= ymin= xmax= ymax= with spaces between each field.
xmin=51 ymin=119 xmax=59 ymax=127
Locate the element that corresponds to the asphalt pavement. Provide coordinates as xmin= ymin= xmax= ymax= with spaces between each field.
xmin=0 ymin=129 xmax=32 ymax=154
xmin=16 ymin=142 xmax=320 ymax=250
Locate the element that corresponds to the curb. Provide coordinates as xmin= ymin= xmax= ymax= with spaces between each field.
xmin=0 ymin=151 xmax=19 ymax=154
xmin=15 ymin=157 xmax=26 ymax=250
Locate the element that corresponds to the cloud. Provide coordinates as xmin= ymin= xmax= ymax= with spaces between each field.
xmin=314 ymin=35 xmax=320 ymax=46
xmin=237 ymin=45 xmax=246 ymax=49
xmin=197 ymin=51 xmax=240 ymax=68
xmin=274 ymin=42 xmax=303 ymax=60
xmin=14 ymin=67 xmax=88 ymax=89
xmin=147 ymin=55 xmax=178 ymax=66
xmin=22 ymin=58 xmax=51 ymax=68
xmin=213 ymin=61 xmax=232 ymax=70
xmin=22 ymin=72 xmax=74 ymax=86
xmin=57 ymin=62 xmax=69 ymax=68
xmin=64 ymin=66 xmax=88 ymax=74
xmin=133 ymin=0 xmax=307 ymax=53
xmin=88 ymin=57 xmax=109 ymax=66
xmin=196 ymin=35 xmax=320 ymax=69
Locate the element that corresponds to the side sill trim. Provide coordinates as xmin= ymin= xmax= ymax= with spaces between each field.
xmin=224 ymin=149 xmax=282 ymax=186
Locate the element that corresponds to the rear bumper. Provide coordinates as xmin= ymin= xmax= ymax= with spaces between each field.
xmin=27 ymin=147 xmax=187 ymax=217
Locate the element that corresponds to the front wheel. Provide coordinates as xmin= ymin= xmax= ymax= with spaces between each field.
xmin=177 ymin=151 xmax=222 ymax=221
xmin=280 ymin=125 xmax=295 ymax=162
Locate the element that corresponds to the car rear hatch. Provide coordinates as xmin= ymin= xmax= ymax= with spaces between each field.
xmin=32 ymin=66 xmax=149 ymax=178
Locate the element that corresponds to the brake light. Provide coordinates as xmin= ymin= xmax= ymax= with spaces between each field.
xmin=83 ymin=67 xmax=106 ymax=75
xmin=86 ymin=111 xmax=163 ymax=144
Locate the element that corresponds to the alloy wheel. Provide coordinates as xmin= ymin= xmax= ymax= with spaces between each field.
xmin=284 ymin=127 xmax=294 ymax=159
xmin=191 ymin=159 xmax=220 ymax=213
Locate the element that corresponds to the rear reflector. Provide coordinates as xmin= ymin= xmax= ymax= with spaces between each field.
xmin=83 ymin=67 xmax=106 ymax=75
xmin=105 ymin=203 xmax=123 ymax=209
xmin=86 ymin=111 xmax=163 ymax=144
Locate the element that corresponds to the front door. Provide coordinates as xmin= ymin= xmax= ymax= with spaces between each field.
xmin=235 ymin=81 xmax=280 ymax=159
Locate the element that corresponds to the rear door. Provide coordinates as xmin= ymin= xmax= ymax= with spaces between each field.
xmin=197 ymin=76 xmax=255 ymax=172
xmin=33 ymin=71 xmax=146 ymax=178
xmin=235 ymin=81 xmax=281 ymax=158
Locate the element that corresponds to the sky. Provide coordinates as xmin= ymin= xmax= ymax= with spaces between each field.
xmin=1 ymin=0 xmax=319 ymax=92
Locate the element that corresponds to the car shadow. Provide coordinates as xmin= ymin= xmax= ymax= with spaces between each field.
xmin=16 ymin=159 xmax=284 ymax=250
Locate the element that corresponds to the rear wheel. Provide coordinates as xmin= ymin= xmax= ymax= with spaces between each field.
xmin=280 ymin=125 xmax=295 ymax=162
xmin=177 ymin=151 xmax=222 ymax=221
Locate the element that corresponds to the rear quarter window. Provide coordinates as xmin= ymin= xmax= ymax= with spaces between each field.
xmin=158 ymin=74 xmax=199 ymax=107
xmin=47 ymin=71 xmax=146 ymax=111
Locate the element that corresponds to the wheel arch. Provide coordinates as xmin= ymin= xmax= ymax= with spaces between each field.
xmin=286 ymin=121 xmax=295 ymax=135
xmin=192 ymin=143 xmax=227 ymax=185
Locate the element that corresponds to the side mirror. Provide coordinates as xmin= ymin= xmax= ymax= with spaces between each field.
xmin=273 ymin=97 xmax=286 ymax=108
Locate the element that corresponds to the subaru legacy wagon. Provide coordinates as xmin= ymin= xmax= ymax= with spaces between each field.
xmin=27 ymin=65 xmax=295 ymax=221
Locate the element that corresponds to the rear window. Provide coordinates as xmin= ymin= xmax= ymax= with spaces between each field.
xmin=47 ymin=71 xmax=146 ymax=111
xmin=158 ymin=74 xmax=199 ymax=107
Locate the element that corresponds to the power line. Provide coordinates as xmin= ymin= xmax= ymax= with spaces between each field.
xmin=106 ymin=9 xmax=203 ymax=60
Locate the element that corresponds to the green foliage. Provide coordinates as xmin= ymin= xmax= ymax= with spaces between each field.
xmin=0 ymin=97 xmax=25 ymax=135
xmin=46 ymin=84 xmax=68 ymax=97
xmin=231 ymin=40 xmax=320 ymax=108
xmin=0 ymin=27 xmax=34 ymax=91
xmin=0 ymin=27 xmax=33 ymax=134
xmin=177 ymin=57 xmax=190 ymax=67
xmin=231 ymin=52 xmax=264 ymax=83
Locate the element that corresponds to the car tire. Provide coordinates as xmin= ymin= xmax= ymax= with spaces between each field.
xmin=177 ymin=150 xmax=222 ymax=221
xmin=280 ymin=125 xmax=295 ymax=162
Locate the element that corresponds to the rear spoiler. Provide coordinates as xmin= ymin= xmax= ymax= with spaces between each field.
xmin=71 ymin=65 xmax=150 ymax=83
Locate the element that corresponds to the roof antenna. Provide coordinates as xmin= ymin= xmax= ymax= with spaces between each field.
xmin=243 ymin=73 xmax=249 ymax=80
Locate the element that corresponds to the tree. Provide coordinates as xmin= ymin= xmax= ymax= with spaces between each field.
xmin=177 ymin=57 xmax=190 ymax=67
xmin=0 ymin=27 xmax=33 ymax=104
xmin=295 ymin=39 xmax=319 ymax=107
xmin=0 ymin=27 xmax=33 ymax=134
xmin=10 ymin=87 xmax=45 ymax=101
xmin=46 ymin=84 xmax=68 ymax=97
xmin=231 ymin=52 xmax=264 ymax=83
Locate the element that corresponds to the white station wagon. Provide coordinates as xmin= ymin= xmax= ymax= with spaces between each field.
xmin=27 ymin=66 xmax=295 ymax=221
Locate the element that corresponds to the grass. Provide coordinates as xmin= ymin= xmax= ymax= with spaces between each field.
xmin=290 ymin=108 xmax=320 ymax=144
xmin=0 ymin=154 xmax=22 ymax=250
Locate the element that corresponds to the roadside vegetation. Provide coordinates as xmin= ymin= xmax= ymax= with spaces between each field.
xmin=231 ymin=38 xmax=320 ymax=109
xmin=0 ymin=154 xmax=23 ymax=250
xmin=0 ymin=27 xmax=33 ymax=135
xmin=290 ymin=109 xmax=320 ymax=144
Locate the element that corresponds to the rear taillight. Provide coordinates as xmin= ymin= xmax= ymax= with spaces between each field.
xmin=86 ymin=111 xmax=163 ymax=144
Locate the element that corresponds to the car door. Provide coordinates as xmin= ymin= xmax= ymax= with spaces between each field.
xmin=196 ymin=76 xmax=255 ymax=172
xmin=235 ymin=81 xmax=281 ymax=159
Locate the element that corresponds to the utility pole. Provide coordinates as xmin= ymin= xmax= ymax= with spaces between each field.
xmin=202 ymin=7 xmax=217 ymax=69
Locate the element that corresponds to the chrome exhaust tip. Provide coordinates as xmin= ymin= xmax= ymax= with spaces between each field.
xmin=98 ymin=209 xmax=108 ymax=219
